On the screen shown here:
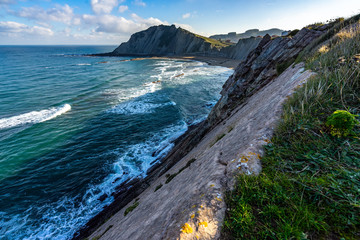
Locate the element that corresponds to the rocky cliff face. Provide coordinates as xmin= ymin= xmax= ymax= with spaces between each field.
xmin=210 ymin=27 xmax=325 ymax=122
xmin=112 ymin=25 xmax=229 ymax=57
xmin=210 ymin=28 xmax=284 ymax=43
xmin=224 ymin=37 xmax=263 ymax=61
xmin=162 ymin=26 xmax=328 ymax=173
xmin=110 ymin=24 xmax=263 ymax=60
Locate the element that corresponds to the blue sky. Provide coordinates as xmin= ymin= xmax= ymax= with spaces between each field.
xmin=0 ymin=0 xmax=359 ymax=45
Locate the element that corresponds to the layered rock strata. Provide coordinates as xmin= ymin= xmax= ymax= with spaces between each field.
xmin=108 ymin=25 xmax=263 ymax=61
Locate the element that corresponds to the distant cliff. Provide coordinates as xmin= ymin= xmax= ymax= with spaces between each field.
xmin=224 ymin=37 xmax=263 ymax=61
xmin=210 ymin=28 xmax=285 ymax=43
xmin=109 ymin=25 xmax=263 ymax=61
xmin=111 ymin=25 xmax=233 ymax=57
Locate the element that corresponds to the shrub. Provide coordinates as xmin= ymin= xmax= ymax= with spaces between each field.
xmin=326 ymin=110 xmax=358 ymax=137
xmin=276 ymin=58 xmax=295 ymax=75
xmin=288 ymin=29 xmax=299 ymax=37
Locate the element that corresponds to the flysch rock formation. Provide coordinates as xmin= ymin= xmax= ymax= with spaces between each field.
xmin=111 ymin=25 xmax=228 ymax=57
xmin=85 ymin=23 xmax=330 ymax=240
xmin=225 ymin=37 xmax=262 ymax=61
xmin=108 ymin=25 xmax=263 ymax=61
xmin=88 ymin=62 xmax=313 ymax=240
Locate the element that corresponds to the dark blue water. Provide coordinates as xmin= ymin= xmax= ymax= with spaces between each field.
xmin=0 ymin=46 xmax=233 ymax=239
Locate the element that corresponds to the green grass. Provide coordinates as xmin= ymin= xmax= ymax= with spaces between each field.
xmin=164 ymin=158 xmax=197 ymax=184
xmin=276 ymin=58 xmax=295 ymax=75
xmin=223 ymin=15 xmax=360 ymax=240
xmin=195 ymin=34 xmax=234 ymax=49
xmin=210 ymin=133 xmax=227 ymax=147
xmin=91 ymin=225 xmax=113 ymax=240
xmin=124 ymin=200 xmax=139 ymax=216
xmin=154 ymin=183 xmax=163 ymax=192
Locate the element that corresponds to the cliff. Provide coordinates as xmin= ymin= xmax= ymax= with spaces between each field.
xmin=162 ymin=26 xmax=327 ymax=175
xmin=109 ymin=24 xmax=262 ymax=61
xmin=209 ymin=28 xmax=284 ymax=42
xmin=224 ymin=36 xmax=263 ymax=61
xmin=111 ymin=25 xmax=233 ymax=57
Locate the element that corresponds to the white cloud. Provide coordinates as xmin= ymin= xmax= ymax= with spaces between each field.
xmin=82 ymin=13 xmax=166 ymax=34
xmin=0 ymin=0 xmax=15 ymax=5
xmin=132 ymin=0 xmax=146 ymax=7
xmin=130 ymin=13 xmax=165 ymax=26
xmin=174 ymin=23 xmax=195 ymax=32
xmin=15 ymin=4 xmax=74 ymax=25
xmin=182 ymin=13 xmax=190 ymax=19
xmin=91 ymin=0 xmax=119 ymax=14
xmin=118 ymin=5 xmax=128 ymax=13
xmin=0 ymin=21 xmax=54 ymax=36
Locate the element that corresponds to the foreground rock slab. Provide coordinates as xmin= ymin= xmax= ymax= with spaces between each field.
xmin=88 ymin=63 xmax=314 ymax=240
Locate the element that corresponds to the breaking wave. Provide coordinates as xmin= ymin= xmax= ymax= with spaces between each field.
xmin=0 ymin=104 xmax=71 ymax=130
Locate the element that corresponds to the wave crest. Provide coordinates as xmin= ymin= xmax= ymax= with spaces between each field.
xmin=0 ymin=104 xmax=71 ymax=130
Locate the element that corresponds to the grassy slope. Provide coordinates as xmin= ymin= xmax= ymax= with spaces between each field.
xmin=195 ymin=34 xmax=234 ymax=49
xmin=222 ymin=16 xmax=360 ymax=239
xmin=179 ymin=27 xmax=234 ymax=49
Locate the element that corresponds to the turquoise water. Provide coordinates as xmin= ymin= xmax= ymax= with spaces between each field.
xmin=0 ymin=46 xmax=233 ymax=239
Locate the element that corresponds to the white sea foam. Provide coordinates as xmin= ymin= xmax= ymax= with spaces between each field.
xmin=0 ymin=104 xmax=71 ymax=130
xmin=108 ymin=101 xmax=176 ymax=115
xmin=103 ymin=81 xmax=162 ymax=105
xmin=0 ymin=121 xmax=188 ymax=240
xmin=76 ymin=63 xmax=91 ymax=66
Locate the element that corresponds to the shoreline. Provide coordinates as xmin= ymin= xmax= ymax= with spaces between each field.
xmin=72 ymin=121 xmax=208 ymax=240
xmin=92 ymin=53 xmax=241 ymax=69
xmin=144 ymin=56 xmax=241 ymax=69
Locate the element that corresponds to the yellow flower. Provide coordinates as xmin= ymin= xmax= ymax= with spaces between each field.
xmin=181 ymin=223 xmax=193 ymax=234
xmin=199 ymin=221 xmax=208 ymax=227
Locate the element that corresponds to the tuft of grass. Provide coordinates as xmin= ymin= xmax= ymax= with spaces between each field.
xmin=223 ymin=14 xmax=360 ymax=240
xmin=210 ymin=133 xmax=226 ymax=147
xmin=154 ymin=183 xmax=163 ymax=192
xmin=288 ymin=29 xmax=300 ymax=37
xmin=91 ymin=225 xmax=113 ymax=240
xmin=165 ymin=173 xmax=177 ymax=184
xmin=124 ymin=200 xmax=139 ymax=216
xmin=165 ymin=158 xmax=197 ymax=184
xmin=296 ymin=13 xmax=360 ymax=64
xmin=276 ymin=58 xmax=295 ymax=75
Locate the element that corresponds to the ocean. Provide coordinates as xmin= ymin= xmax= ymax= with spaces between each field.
xmin=0 ymin=46 xmax=233 ymax=239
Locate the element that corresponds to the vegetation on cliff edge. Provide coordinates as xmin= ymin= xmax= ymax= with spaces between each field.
xmin=223 ymin=15 xmax=360 ymax=239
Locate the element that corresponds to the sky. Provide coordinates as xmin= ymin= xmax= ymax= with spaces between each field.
xmin=0 ymin=0 xmax=360 ymax=45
